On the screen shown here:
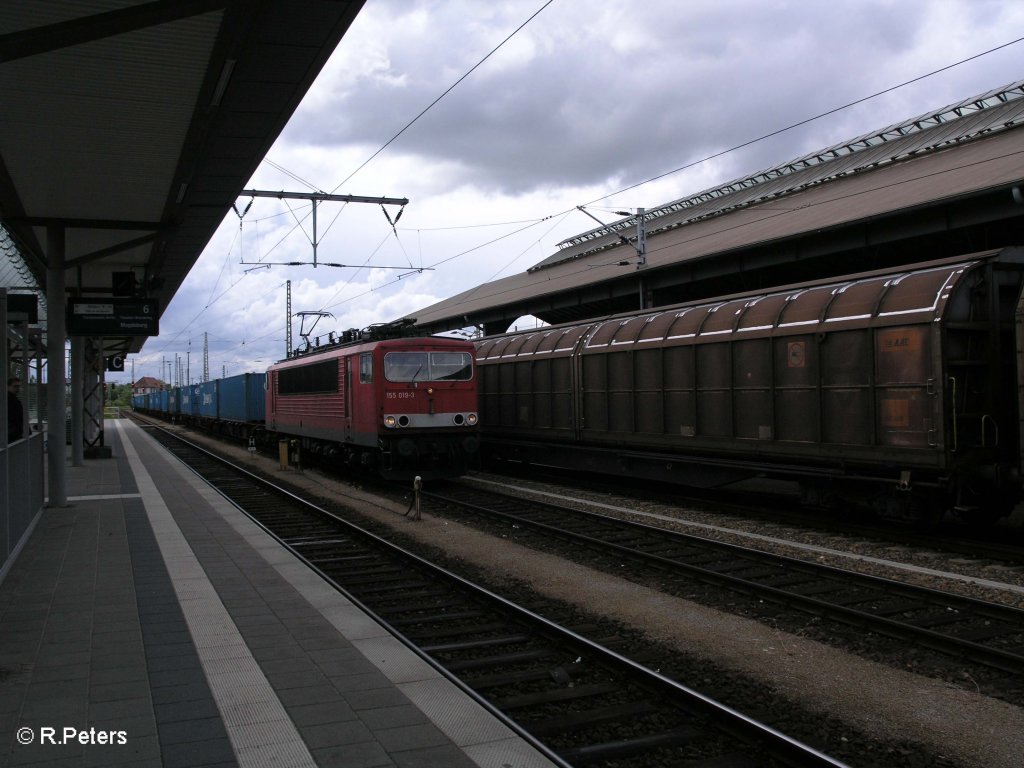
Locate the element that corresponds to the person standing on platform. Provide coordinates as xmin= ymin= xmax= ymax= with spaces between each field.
xmin=7 ymin=376 xmax=24 ymax=442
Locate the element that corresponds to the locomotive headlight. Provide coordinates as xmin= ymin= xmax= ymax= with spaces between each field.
xmin=384 ymin=415 xmax=397 ymax=428
xmin=466 ymin=413 xmax=478 ymax=426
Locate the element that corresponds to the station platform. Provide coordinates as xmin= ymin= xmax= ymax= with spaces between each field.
xmin=0 ymin=419 xmax=557 ymax=768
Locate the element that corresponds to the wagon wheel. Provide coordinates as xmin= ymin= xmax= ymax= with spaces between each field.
xmin=952 ymin=478 xmax=1015 ymax=528
xmin=871 ymin=487 xmax=945 ymax=529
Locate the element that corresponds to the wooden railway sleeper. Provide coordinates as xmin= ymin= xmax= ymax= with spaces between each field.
xmin=947 ymin=625 xmax=1019 ymax=643
xmin=462 ymin=665 xmax=582 ymax=691
xmin=421 ymin=633 xmax=535 ymax=654
xmin=368 ymin=589 xmax=450 ymax=608
xmin=374 ymin=595 xmax=466 ymax=612
xmin=287 ymin=537 xmax=352 ymax=547
xmin=555 ymin=724 xmax=702 ymax=764
xmin=384 ymin=609 xmax=488 ymax=626
xmin=526 ymin=701 xmax=664 ymax=736
xmin=493 ymin=682 xmax=622 ymax=710
xmin=401 ymin=621 xmax=511 ymax=641
xmin=905 ymin=610 xmax=981 ymax=630
xmin=444 ymin=648 xmax=559 ymax=671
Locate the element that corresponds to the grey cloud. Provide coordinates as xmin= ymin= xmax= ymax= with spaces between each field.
xmin=287 ymin=0 xmax=952 ymax=197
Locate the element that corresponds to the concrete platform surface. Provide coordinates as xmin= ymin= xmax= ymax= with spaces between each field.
xmin=0 ymin=419 xmax=557 ymax=768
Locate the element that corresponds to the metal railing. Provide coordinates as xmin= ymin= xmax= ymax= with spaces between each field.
xmin=1 ymin=431 xmax=45 ymax=580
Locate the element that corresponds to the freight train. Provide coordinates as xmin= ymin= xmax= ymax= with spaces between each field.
xmin=475 ymin=248 xmax=1024 ymax=525
xmin=133 ymin=331 xmax=480 ymax=480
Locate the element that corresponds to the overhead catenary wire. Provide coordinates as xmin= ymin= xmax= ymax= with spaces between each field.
xmin=153 ymin=130 xmax=1012 ymax=368
xmin=150 ymin=278 xmax=289 ymax=357
xmin=325 ymin=34 xmax=1024 ymax=294
xmin=315 ymin=232 xmax=393 ymax=312
xmin=318 ymin=137 xmax=1024 ymax=320
xmin=411 ymin=35 xmax=1024 ymax=277
xmin=581 ymin=35 xmax=1024 ymax=209
xmin=330 ymin=0 xmax=557 ymax=194
xmin=204 ymin=227 xmax=241 ymax=310
xmin=144 ymin=31 xmax=1024 ymax=368
xmin=481 ymin=210 xmax=574 ymax=284
xmin=263 ymin=158 xmax=323 ymax=193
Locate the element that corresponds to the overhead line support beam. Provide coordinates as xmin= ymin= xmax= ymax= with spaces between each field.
xmin=240 ymin=190 xmax=409 ymax=206
xmin=237 ymin=188 xmax=409 ymax=269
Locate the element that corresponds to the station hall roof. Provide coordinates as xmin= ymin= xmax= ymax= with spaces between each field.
xmin=0 ymin=0 xmax=365 ymax=357
xmin=407 ymin=80 xmax=1024 ymax=336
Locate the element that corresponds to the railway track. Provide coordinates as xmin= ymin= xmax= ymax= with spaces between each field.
xmin=426 ymin=483 xmax=1024 ymax=679
xmin=144 ymin=425 xmax=847 ymax=768
xmin=488 ymin=463 xmax=1024 ymax=567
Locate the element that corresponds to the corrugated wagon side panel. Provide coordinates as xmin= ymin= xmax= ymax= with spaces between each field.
xmin=635 ymin=348 xmax=663 ymax=435
xmin=664 ymin=346 xmax=696 ymax=437
xmin=550 ymin=358 xmax=575 ymax=432
xmin=696 ymin=343 xmax=732 ymax=437
xmin=821 ymin=330 xmax=873 ymax=445
xmin=606 ymin=351 xmax=634 ymax=433
xmin=875 ymin=326 xmax=933 ymax=448
xmin=774 ymin=335 xmax=819 ymax=442
xmin=733 ymin=338 xmax=773 ymax=440
xmin=581 ymin=355 xmax=608 ymax=432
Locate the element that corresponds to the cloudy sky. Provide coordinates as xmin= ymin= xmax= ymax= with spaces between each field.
xmin=124 ymin=0 xmax=1024 ymax=385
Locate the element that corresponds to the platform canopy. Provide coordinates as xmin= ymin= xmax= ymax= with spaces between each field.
xmin=0 ymin=0 xmax=365 ymax=359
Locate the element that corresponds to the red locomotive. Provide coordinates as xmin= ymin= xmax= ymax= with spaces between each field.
xmin=265 ymin=333 xmax=480 ymax=479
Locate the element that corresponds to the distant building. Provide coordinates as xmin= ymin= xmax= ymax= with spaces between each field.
xmin=132 ymin=377 xmax=163 ymax=395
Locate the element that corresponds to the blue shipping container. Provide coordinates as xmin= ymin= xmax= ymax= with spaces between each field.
xmin=198 ymin=380 xmax=219 ymax=419
xmin=250 ymin=373 xmax=267 ymax=422
xmin=187 ymin=385 xmax=202 ymax=417
xmin=176 ymin=386 xmax=189 ymax=416
xmin=218 ymin=372 xmax=266 ymax=423
xmin=169 ymin=387 xmax=183 ymax=415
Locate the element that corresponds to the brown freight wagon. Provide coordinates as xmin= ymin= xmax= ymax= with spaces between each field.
xmin=475 ymin=247 xmax=1024 ymax=525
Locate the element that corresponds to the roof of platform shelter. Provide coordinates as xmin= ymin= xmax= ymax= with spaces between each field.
xmin=406 ymin=80 xmax=1024 ymax=334
xmin=536 ymin=81 xmax=1024 ymax=271
xmin=0 ymin=1 xmax=365 ymax=356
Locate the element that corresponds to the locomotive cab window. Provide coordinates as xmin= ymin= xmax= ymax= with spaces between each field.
xmin=384 ymin=351 xmax=473 ymax=382
xmin=359 ymin=352 xmax=373 ymax=383
xmin=431 ymin=352 xmax=474 ymax=380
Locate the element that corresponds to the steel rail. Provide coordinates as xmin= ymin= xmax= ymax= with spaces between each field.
xmin=146 ymin=425 xmax=850 ymax=768
xmin=426 ymin=484 xmax=1024 ymax=675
